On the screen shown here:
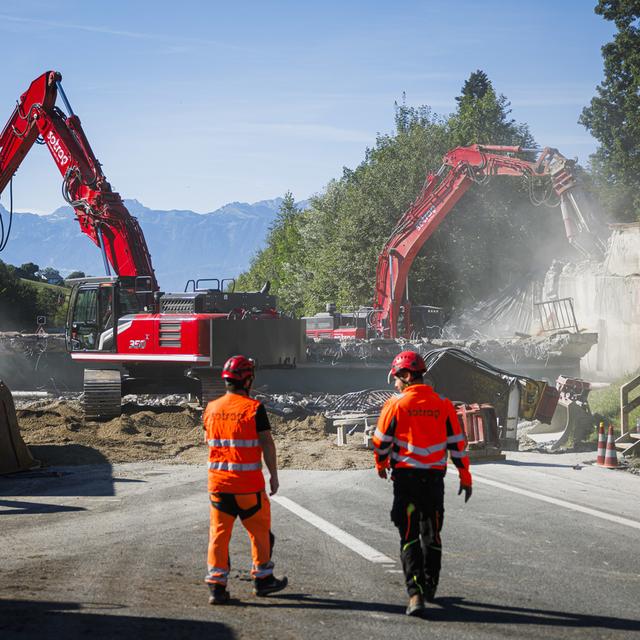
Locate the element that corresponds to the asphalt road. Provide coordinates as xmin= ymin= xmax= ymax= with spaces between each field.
xmin=1 ymin=453 xmax=639 ymax=639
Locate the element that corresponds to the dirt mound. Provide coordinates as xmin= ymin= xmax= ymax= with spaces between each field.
xmin=15 ymin=400 xmax=373 ymax=470
xmin=270 ymin=414 xmax=372 ymax=470
xmin=17 ymin=401 xmax=203 ymax=465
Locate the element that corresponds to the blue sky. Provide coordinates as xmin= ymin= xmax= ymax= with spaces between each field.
xmin=0 ymin=1 xmax=615 ymax=214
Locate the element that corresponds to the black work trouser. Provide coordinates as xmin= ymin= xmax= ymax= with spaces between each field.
xmin=390 ymin=469 xmax=445 ymax=597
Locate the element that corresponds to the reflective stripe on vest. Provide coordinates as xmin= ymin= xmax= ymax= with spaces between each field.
xmin=373 ymin=428 xmax=393 ymax=443
xmin=447 ymin=432 xmax=465 ymax=444
xmin=208 ymin=438 xmax=260 ymax=447
xmin=391 ymin=452 xmax=448 ymax=468
xmin=208 ymin=461 xmax=262 ymax=472
xmin=393 ymin=437 xmax=447 ymax=457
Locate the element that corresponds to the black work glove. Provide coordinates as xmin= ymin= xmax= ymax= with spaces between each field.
xmin=458 ymin=483 xmax=472 ymax=503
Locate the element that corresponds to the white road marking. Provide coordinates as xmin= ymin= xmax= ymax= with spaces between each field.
xmin=473 ymin=475 xmax=640 ymax=531
xmin=273 ymin=495 xmax=394 ymax=563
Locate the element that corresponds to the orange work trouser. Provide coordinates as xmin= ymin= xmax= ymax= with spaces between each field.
xmin=206 ymin=490 xmax=274 ymax=586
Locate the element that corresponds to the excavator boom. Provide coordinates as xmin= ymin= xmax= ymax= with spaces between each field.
xmin=0 ymin=71 xmax=305 ymax=420
xmin=0 ymin=71 xmax=157 ymax=289
xmin=373 ymin=144 xmax=605 ymax=338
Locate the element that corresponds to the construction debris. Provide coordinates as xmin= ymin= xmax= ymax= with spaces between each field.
xmin=524 ymin=376 xmax=595 ymax=451
xmin=12 ymin=396 xmax=371 ymax=470
xmin=306 ymin=332 xmax=597 ymax=378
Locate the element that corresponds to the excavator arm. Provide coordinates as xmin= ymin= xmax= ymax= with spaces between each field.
xmin=373 ymin=144 xmax=604 ymax=338
xmin=0 ymin=71 xmax=157 ymax=290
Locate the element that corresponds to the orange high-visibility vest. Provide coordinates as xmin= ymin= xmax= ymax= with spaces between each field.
xmin=373 ymin=384 xmax=471 ymax=486
xmin=203 ymin=393 xmax=265 ymax=493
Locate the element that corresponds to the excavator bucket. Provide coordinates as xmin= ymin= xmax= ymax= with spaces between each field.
xmin=527 ymin=399 xmax=594 ymax=450
xmin=0 ymin=380 xmax=36 ymax=474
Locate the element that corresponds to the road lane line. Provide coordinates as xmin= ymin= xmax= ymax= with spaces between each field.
xmin=473 ymin=475 xmax=640 ymax=531
xmin=272 ymin=495 xmax=394 ymax=563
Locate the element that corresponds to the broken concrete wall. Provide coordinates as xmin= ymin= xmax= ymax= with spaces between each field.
xmin=556 ymin=223 xmax=640 ymax=379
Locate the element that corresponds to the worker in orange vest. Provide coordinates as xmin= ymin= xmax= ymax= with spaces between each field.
xmin=203 ymin=355 xmax=288 ymax=604
xmin=373 ymin=351 xmax=472 ymax=617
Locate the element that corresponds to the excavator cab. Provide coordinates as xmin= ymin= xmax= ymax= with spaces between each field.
xmin=66 ymin=277 xmax=146 ymax=352
xmin=409 ymin=305 xmax=445 ymax=339
xmin=67 ymin=279 xmax=117 ymax=351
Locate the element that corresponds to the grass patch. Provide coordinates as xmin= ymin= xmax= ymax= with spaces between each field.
xmin=589 ymin=371 xmax=640 ymax=430
xmin=19 ymin=278 xmax=69 ymax=293
xmin=18 ymin=278 xmax=70 ymax=328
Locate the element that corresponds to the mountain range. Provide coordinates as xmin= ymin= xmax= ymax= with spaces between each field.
xmin=0 ymin=197 xmax=307 ymax=291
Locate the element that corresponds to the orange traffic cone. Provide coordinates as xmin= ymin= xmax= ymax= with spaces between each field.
xmin=596 ymin=422 xmax=606 ymax=466
xmin=603 ymin=424 xmax=619 ymax=469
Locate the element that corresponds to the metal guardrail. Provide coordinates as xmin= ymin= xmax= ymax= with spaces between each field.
xmin=534 ymin=297 xmax=579 ymax=333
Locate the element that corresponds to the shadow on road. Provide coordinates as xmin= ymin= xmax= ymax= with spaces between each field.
xmin=0 ymin=499 xmax=86 ymax=515
xmin=27 ymin=444 xmax=111 ymax=466
xmin=0 ymin=449 xmax=146 ymax=499
xmin=428 ymin=596 xmax=640 ymax=630
xmin=0 ymin=598 xmax=235 ymax=639
xmin=496 ymin=460 xmax=581 ymax=469
xmin=248 ymin=593 xmax=639 ymax=631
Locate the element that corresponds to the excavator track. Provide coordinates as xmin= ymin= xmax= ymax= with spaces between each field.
xmin=199 ymin=370 xmax=225 ymax=408
xmin=83 ymin=369 xmax=122 ymax=419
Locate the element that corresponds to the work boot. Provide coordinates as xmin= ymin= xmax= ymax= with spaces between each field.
xmin=406 ymin=594 xmax=425 ymax=617
xmin=253 ymin=574 xmax=288 ymax=597
xmin=424 ymin=578 xmax=438 ymax=603
xmin=208 ymin=583 xmax=230 ymax=605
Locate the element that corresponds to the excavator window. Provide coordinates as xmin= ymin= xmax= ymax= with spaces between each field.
xmin=68 ymin=284 xmax=118 ymax=351
xmin=70 ymin=287 xmax=99 ymax=350
xmin=118 ymin=287 xmax=142 ymax=315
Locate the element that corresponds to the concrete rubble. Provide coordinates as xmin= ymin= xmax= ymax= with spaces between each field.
xmin=0 ymin=331 xmax=66 ymax=353
xmin=306 ymin=332 xmax=597 ymax=379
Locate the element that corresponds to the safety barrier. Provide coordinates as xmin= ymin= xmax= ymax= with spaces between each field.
xmin=620 ymin=373 xmax=640 ymax=436
xmin=616 ymin=374 xmax=640 ymax=457
xmin=454 ymin=403 xmax=504 ymax=460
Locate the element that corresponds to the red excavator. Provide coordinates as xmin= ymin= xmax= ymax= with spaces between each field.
xmin=0 ymin=71 xmax=304 ymax=417
xmin=304 ymin=144 xmax=605 ymax=340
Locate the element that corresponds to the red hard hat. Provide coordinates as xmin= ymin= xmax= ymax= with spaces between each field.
xmin=221 ymin=355 xmax=255 ymax=381
xmin=389 ymin=350 xmax=426 ymax=377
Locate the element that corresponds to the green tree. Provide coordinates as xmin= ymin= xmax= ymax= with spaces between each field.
xmin=580 ymin=1 xmax=640 ymax=221
xmin=423 ymin=70 xmax=558 ymax=313
xmin=236 ymin=193 xmax=307 ymax=315
xmin=34 ymin=285 xmax=69 ymax=326
xmin=0 ymin=260 xmax=37 ymax=329
xmin=17 ymin=262 xmax=40 ymax=281
xmin=67 ymin=270 xmax=86 ymax=279
xmin=449 ymin=70 xmax=533 ymax=147
xmin=300 ymin=102 xmax=451 ymax=313
xmin=238 ymin=71 xmax=572 ymax=324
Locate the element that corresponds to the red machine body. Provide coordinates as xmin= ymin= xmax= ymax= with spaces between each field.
xmin=0 ymin=72 xmax=303 ymax=414
xmin=305 ymin=144 xmax=604 ymax=340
